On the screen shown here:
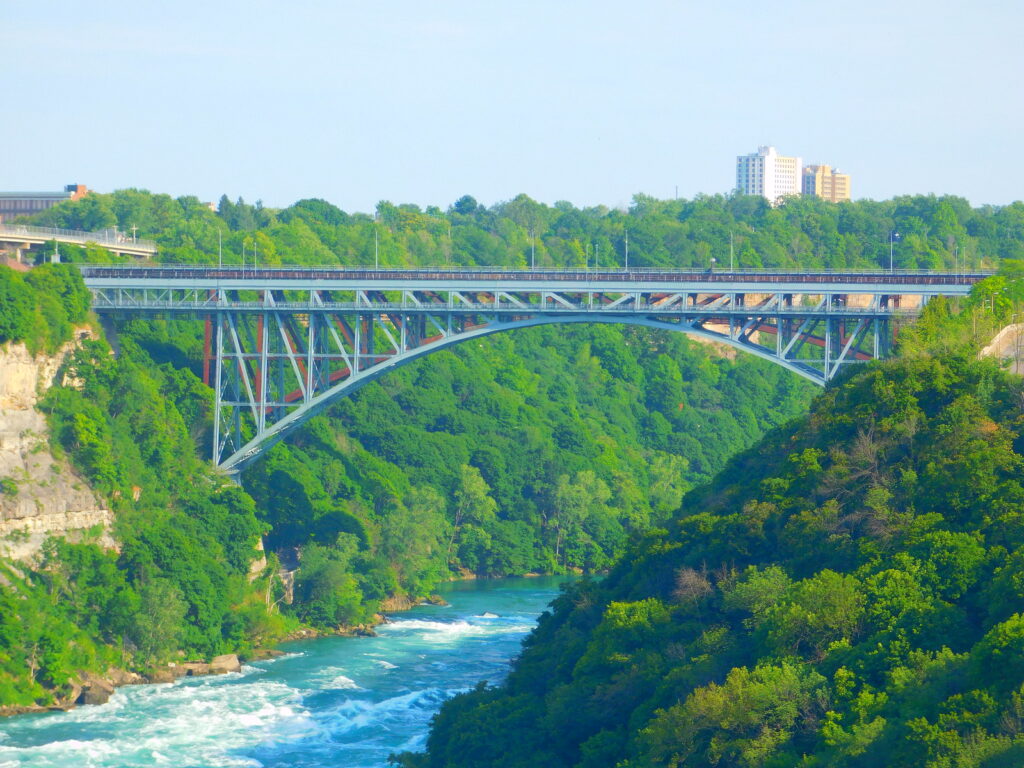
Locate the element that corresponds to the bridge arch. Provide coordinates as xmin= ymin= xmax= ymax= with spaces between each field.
xmin=217 ymin=312 xmax=834 ymax=473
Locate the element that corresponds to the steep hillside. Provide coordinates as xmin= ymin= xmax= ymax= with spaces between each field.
xmin=397 ymin=278 xmax=1024 ymax=768
xmin=0 ymin=331 xmax=114 ymax=561
xmin=0 ymin=263 xmax=276 ymax=707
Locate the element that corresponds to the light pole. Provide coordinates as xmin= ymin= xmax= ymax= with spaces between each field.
xmin=624 ymin=228 xmax=629 ymax=270
xmin=710 ymin=257 xmax=716 ymax=273
xmin=889 ymin=231 xmax=900 ymax=271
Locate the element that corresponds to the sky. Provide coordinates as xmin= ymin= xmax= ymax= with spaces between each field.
xmin=3 ymin=1 xmax=1022 ymax=213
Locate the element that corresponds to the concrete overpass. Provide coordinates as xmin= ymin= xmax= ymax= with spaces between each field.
xmin=0 ymin=224 xmax=158 ymax=260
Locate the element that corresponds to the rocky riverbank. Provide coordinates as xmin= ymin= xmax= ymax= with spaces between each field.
xmin=281 ymin=594 xmax=450 ymax=642
xmin=0 ymin=654 xmax=246 ymax=718
xmin=0 ymin=592 xmax=453 ymax=718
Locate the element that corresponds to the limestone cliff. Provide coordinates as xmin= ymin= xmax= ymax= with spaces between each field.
xmin=980 ymin=322 xmax=1024 ymax=375
xmin=0 ymin=333 xmax=114 ymax=561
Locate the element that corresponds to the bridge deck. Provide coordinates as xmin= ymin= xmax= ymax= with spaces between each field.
xmin=80 ymin=266 xmax=988 ymax=296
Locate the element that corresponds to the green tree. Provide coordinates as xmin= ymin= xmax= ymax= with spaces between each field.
xmin=130 ymin=579 xmax=187 ymax=663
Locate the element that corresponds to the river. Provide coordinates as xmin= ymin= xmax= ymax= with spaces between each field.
xmin=0 ymin=576 xmax=571 ymax=768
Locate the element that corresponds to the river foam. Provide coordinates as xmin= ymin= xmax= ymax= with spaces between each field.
xmin=0 ymin=576 xmax=571 ymax=768
xmin=0 ymin=676 xmax=309 ymax=768
xmin=379 ymin=617 xmax=534 ymax=643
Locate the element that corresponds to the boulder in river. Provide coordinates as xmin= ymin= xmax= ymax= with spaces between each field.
xmin=107 ymin=667 xmax=144 ymax=687
xmin=209 ymin=654 xmax=241 ymax=674
xmin=78 ymin=677 xmax=115 ymax=706
xmin=146 ymin=669 xmax=176 ymax=684
xmin=181 ymin=662 xmax=210 ymax=676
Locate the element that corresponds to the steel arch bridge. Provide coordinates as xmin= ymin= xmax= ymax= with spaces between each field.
xmin=81 ymin=265 xmax=987 ymax=473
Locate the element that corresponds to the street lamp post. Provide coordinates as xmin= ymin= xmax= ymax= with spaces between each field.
xmin=889 ymin=231 xmax=900 ymax=271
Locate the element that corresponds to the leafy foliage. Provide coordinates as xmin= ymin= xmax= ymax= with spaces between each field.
xmin=0 ymin=263 xmax=91 ymax=353
xmin=397 ymin=276 xmax=1024 ymax=768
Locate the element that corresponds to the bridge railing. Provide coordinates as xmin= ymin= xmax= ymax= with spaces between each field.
xmin=77 ymin=264 xmax=992 ymax=286
xmin=78 ymin=263 xmax=990 ymax=275
xmin=0 ymin=224 xmax=157 ymax=251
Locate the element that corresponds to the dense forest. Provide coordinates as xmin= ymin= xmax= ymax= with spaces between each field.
xmin=395 ymin=273 xmax=1024 ymax=767
xmin=0 ymin=188 xmax=1021 ymax=710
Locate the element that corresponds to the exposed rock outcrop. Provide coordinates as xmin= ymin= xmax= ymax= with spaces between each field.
xmin=145 ymin=669 xmax=176 ymax=684
xmin=0 ymin=333 xmax=115 ymax=561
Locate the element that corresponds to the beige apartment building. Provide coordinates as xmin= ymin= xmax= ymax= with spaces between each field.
xmin=802 ymin=165 xmax=851 ymax=202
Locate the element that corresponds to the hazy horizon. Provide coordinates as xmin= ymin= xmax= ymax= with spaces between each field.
xmin=4 ymin=1 xmax=1022 ymax=212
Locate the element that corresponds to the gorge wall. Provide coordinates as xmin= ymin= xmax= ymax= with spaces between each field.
xmin=0 ymin=333 xmax=114 ymax=561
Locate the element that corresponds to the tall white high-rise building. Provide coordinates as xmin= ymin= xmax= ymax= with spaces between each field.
xmin=735 ymin=146 xmax=802 ymax=204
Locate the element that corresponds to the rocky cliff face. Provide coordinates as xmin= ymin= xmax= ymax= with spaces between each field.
xmin=980 ymin=322 xmax=1024 ymax=375
xmin=0 ymin=334 xmax=114 ymax=561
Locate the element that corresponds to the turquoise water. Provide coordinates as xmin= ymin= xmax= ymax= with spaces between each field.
xmin=0 ymin=576 xmax=569 ymax=768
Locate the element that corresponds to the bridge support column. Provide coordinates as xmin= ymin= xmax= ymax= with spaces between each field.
xmin=258 ymin=311 xmax=269 ymax=433
xmin=824 ymin=318 xmax=832 ymax=379
xmin=203 ymin=314 xmax=212 ymax=386
xmin=212 ymin=312 xmax=223 ymax=465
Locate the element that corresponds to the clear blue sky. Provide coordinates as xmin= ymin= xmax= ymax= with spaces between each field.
xmin=4 ymin=1 xmax=1021 ymax=212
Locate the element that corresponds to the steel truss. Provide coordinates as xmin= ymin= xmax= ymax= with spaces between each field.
xmin=86 ymin=279 xmax=946 ymax=473
xmin=140 ymin=286 xmax=915 ymax=473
